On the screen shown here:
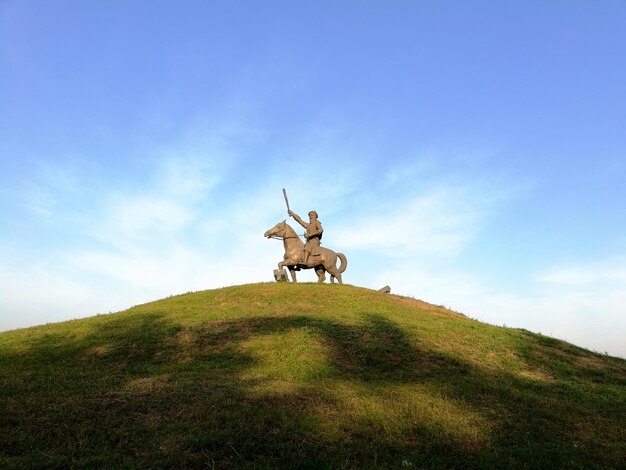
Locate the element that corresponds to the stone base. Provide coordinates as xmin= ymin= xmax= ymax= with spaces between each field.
xmin=273 ymin=268 xmax=289 ymax=282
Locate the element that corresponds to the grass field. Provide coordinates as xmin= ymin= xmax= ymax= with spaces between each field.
xmin=1 ymin=283 xmax=624 ymax=468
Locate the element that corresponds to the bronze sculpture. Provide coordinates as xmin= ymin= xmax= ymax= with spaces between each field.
xmin=264 ymin=220 xmax=347 ymax=283
xmin=264 ymin=189 xmax=347 ymax=283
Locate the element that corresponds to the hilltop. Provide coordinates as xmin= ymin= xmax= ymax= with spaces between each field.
xmin=1 ymin=283 xmax=624 ymax=468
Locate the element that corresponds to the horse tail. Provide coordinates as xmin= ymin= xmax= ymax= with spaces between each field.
xmin=336 ymin=253 xmax=348 ymax=273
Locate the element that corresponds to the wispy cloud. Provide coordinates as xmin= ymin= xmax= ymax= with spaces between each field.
xmin=156 ymin=158 xmax=221 ymax=199
xmin=0 ymin=124 xmax=244 ymax=327
xmin=536 ymin=260 xmax=626 ymax=286
xmin=21 ymin=183 xmax=57 ymax=217
xmin=15 ymin=159 xmax=92 ymax=218
xmin=150 ymin=122 xmax=243 ymax=200
xmin=90 ymin=196 xmax=196 ymax=248
xmin=334 ymin=187 xmax=485 ymax=256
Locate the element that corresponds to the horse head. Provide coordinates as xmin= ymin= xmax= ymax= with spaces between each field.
xmin=264 ymin=220 xmax=286 ymax=239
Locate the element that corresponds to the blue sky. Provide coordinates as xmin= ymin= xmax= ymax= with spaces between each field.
xmin=1 ymin=1 xmax=625 ymax=357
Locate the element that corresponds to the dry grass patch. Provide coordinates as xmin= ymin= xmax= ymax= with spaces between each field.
xmin=125 ymin=375 xmax=171 ymax=394
xmin=518 ymin=368 xmax=555 ymax=382
xmin=575 ymin=354 xmax=612 ymax=371
xmin=83 ymin=344 xmax=111 ymax=357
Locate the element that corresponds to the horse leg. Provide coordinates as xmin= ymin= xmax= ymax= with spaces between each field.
xmin=331 ymin=266 xmax=343 ymax=284
xmin=327 ymin=265 xmax=342 ymax=284
xmin=289 ymin=266 xmax=297 ymax=283
xmin=315 ymin=267 xmax=326 ymax=283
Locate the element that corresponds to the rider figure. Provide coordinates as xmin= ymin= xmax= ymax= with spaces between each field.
xmin=288 ymin=209 xmax=323 ymax=266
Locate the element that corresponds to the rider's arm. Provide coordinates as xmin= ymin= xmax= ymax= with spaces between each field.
xmin=289 ymin=211 xmax=308 ymax=229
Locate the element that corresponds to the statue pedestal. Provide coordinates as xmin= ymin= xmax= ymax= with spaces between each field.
xmin=273 ymin=268 xmax=289 ymax=282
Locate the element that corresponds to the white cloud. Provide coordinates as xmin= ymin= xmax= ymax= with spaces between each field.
xmin=382 ymin=155 xmax=439 ymax=187
xmin=156 ymin=158 xmax=219 ymax=199
xmin=152 ymin=135 xmax=235 ymax=200
xmin=16 ymin=159 xmax=93 ymax=218
xmin=96 ymin=196 xmax=195 ymax=241
xmin=333 ymin=186 xmax=490 ymax=256
xmin=536 ymin=261 xmax=626 ymax=286
xmin=329 ymin=150 xmax=522 ymax=258
xmin=21 ymin=183 xmax=57 ymax=217
xmin=0 ymin=127 xmax=243 ymax=330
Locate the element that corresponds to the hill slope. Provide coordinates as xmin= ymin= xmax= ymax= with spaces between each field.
xmin=1 ymin=283 xmax=624 ymax=468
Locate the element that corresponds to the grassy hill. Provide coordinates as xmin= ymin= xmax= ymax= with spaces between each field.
xmin=1 ymin=283 xmax=624 ymax=469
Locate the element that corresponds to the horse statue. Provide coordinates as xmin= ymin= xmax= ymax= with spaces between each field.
xmin=264 ymin=220 xmax=347 ymax=283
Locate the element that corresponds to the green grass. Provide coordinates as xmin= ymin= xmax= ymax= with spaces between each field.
xmin=1 ymin=283 xmax=624 ymax=468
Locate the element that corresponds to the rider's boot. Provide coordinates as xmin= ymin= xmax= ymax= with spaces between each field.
xmin=301 ymin=253 xmax=309 ymax=267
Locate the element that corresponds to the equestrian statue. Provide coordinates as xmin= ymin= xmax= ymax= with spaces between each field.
xmin=264 ymin=189 xmax=347 ymax=283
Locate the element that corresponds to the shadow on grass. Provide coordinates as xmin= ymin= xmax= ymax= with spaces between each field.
xmin=1 ymin=311 xmax=625 ymax=468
